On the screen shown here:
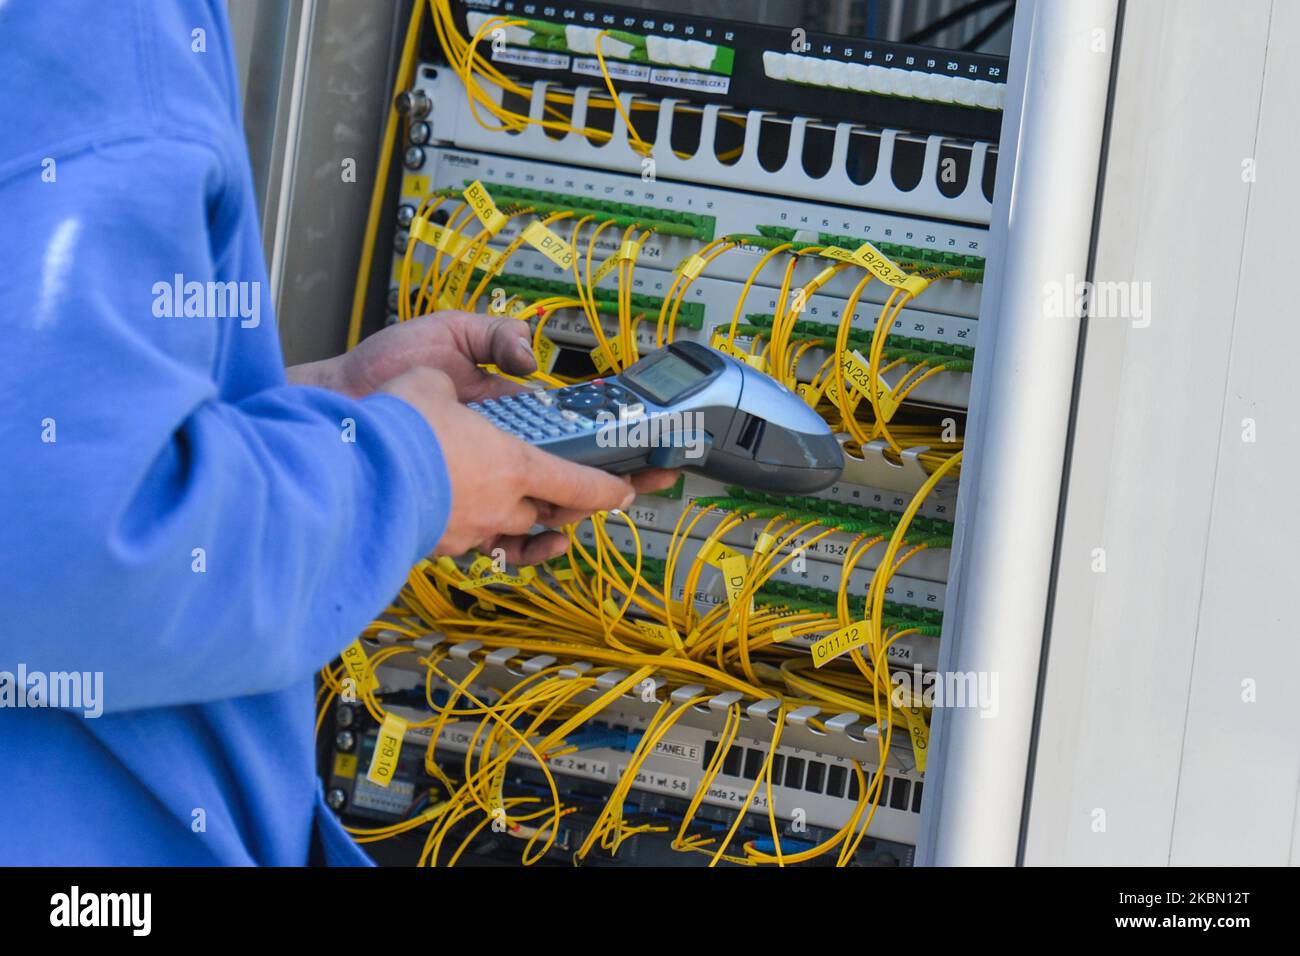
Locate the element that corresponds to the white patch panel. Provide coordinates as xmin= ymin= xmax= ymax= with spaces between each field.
xmin=396 ymin=241 xmax=976 ymax=410
xmin=571 ymin=524 xmax=948 ymax=628
xmin=419 ymin=70 xmax=997 ymax=224
xmin=369 ymin=656 xmax=925 ymax=844
xmin=612 ymin=473 xmax=953 ymax=585
xmin=760 ymin=51 xmax=1006 ymax=110
xmin=398 ymin=146 xmax=987 ymax=316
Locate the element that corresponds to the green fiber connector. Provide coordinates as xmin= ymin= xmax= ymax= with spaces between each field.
xmin=570 ymin=549 xmax=941 ymax=635
xmin=607 ymin=30 xmax=645 ymax=48
xmin=520 ymin=19 xmax=567 ymax=38
xmin=709 ymin=46 xmax=736 ymax=75
xmin=511 ymin=20 xmax=734 ymax=75
xmin=741 ymin=312 xmax=974 ymax=366
xmin=649 ymin=475 xmax=685 ymax=500
xmin=818 ymin=231 xmax=986 ymax=283
xmin=487 ymin=273 xmax=705 ymax=330
xmin=741 ymin=228 xmax=984 ymax=283
xmin=470 ymin=181 xmax=716 ymax=240
xmin=724 ymin=484 xmax=955 ymax=542
xmin=756 ymin=579 xmax=941 ymax=634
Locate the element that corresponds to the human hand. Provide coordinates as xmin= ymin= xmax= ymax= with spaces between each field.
xmin=379 ymin=368 xmax=677 ymax=564
xmin=288 ymin=311 xmax=536 ymax=403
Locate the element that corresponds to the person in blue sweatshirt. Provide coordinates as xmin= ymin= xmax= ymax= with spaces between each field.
xmin=0 ymin=1 xmax=673 ymax=865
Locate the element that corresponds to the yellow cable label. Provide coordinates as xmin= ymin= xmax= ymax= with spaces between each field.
xmin=438 ymin=261 xmax=470 ymax=311
xmin=340 ymin=640 xmax=379 ymax=694
xmin=401 ymin=174 xmax=430 ymax=198
xmin=393 ymin=258 xmax=424 ymax=286
xmin=753 ymin=532 xmax=778 ymax=557
xmin=463 ymin=180 xmax=509 ymax=235
xmin=459 ymin=243 xmax=502 ymax=272
xmin=850 ymin=243 xmax=930 ymax=296
xmin=804 ymin=264 xmax=841 ymax=296
xmin=590 ymin=239 xmax=639 ymax=286
xmin=534 ymin=332 xmax=559 ymax=373
xmin=332 ymin=752 xmax=358 ymax=780
xmin=719 ymin=554 xmax=751 ymax=610
xmin=366 ymin=712 xmax=408 ymax=787
xmin=796 ymin=381 xmax=824 ymax=408
xmin=772 ymin=625 xmax=795 ymax=643
xmin=823 ymin=375 xmax=863 ymax=412
xmin=842 ymin=350 xmax=902 ymax=421
xmin=590 ymin=338 xmax=625 ymax=373
xmin=820 ymin=244 xmax=930 ymax=295
xmin=551 ymin=567 xmax=576 ymax=582
xmin=818 ymin=246 xmax=857 ymax=265
xmin=521 ymin=221 xmax=577 ymax=269
xmin=634 ymin=620 xmax=672 ymax=642
xmin=900 ymin=706 xmax=930 ymax=773
xmin=432 ymin=556 xmax=457 ymax=599
xmin=701 ymin=541 xmax=742 ymax=566
xmin=602 ymin=597 xmax=624 ymax=618
xmin=708 ymin=331 xmax=767 ymax=372
xmin=592 ymin=253 xmax=621 ymax=286
xmin=673 ymin=253 xmax=707 ymax=280
xmin=413 ymin=222 xmax=502 ymax=272
xmin=414 ymin=219 xmax=461 ymax=252
xmin=468 ymin=555 xmax=495 ymax=578
xmin=456 ymin=567 xmax=537 ymax=590
xmin=809 ymin=620 xmax=871 ymax=668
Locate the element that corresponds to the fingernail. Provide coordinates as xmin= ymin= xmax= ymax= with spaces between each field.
xmin=620 ymin=490 xmax=636 ymax=510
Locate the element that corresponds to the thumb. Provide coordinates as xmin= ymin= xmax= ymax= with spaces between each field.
xmin=451 ymin=311 xmax=536 ymax=376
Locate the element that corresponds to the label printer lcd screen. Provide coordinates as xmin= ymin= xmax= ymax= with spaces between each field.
xmin=623 ymin=352 xmax=710 ymax=404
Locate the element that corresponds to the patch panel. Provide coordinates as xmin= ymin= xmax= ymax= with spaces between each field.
xmin=422 ymin=70 xmax=998 ymax=222
xmin=463 ymin=269 xmax=705 ymax=329
xmin=568 ymin=525 xmax=948 ymax=667
xmin=337 ymin=655 xmax=928 ymax=846
xmin=439 ymin=179 xmax=717 ymax=239
xmin=738 ymin=313 xmax=976 ymax=370
xmin=345 ymin=0 xmax=1007 ymax=866
xmin=463 ymin=9 xmax=737 ymax=75
xmin=394 ymin=240 xmax=977 ymax=409
xmin=446 ymin=0 xmax=1008 ymax=151
xmin=750 ymin=225 xmax=986 ymax=283
xmin=564 ymin=550 xmax=945 ymax=638
xmin=406 ymin=241 xmax=980 ymax=349
xmin=330 ymin=718 xmax=914 ymax=866
xmin=598 ymin=476 xmax=954 ymax=584
xmin=397 ymin=147 xmax=986 ymax=317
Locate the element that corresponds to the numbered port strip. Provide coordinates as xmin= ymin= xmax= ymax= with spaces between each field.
xmin=368 ymin=655 xmax=925 ymax=845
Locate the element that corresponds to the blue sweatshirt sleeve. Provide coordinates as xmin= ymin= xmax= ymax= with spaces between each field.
xmin=0 ymin=133 xmax=452 ymax=713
